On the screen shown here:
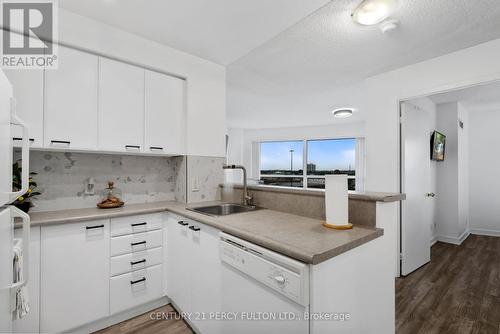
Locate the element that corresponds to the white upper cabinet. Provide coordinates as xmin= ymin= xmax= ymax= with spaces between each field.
xmin=4 ymin=68 xmax=44 ymax=147
xmin=99 ymin=58 xmax=145 ymax=153
xmin=145 ymin=70 xmax=185 ymax=155
xmin=44 ymin=45 xmax=98 ymax=150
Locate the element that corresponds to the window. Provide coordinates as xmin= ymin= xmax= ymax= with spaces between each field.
xmin=260 ymin=141 xmax=304 ymax=187
xmin=258 ymin=138 xmax=362 ymax=191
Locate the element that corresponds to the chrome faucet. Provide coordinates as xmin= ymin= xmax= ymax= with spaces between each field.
xmin=223 ymin=164 xmax=253 ymax=206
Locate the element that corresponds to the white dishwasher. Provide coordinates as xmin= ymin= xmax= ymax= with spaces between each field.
xmin=219 ymin=232 xmax=310 ymax=334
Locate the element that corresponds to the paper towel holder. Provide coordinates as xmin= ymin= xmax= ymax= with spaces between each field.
xmin=321 ymin=221 xmax=353 ymax=230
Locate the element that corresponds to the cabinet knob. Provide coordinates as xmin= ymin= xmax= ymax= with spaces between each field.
xmin=274 ymin=276 xmax=286 ymax=284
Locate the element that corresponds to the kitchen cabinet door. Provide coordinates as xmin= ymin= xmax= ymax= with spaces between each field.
xmin=44 ymin=45 xmax=98 ymax=150
xmin=189 ymin=222 xmax=222 ymax=334
xmin=12 ymin=226 xmax=40 ymax=333
xmin=145 ymin=70 xmax=185 ymax=155
xmin=166 ymin=214 xmax=191 ymax=313
xmin=4 ymin=67 xmax=44 ymax=147
xmin=99 ymin=58 xmax=145 ymax=153
xmin=40 ymin=220 xmax=110 ymax=333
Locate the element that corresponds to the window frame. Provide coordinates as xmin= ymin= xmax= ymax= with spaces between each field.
xmin=257 ymin=137 xmax=365 ymax=191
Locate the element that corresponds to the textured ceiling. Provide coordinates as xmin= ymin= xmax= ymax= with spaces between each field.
xmin=59 ymin=0 xmax=330 ymax=65
xmin=227 ymin=0 xmax=500 ymax=128
xmin=429 ymin=80 xmax=500 ymax=112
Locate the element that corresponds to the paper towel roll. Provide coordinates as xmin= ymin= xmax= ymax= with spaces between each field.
xmin=325 ymin=175 xmax=349 ymax=226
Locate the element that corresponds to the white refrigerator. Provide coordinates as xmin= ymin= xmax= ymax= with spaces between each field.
xmin=0 ymin=69 xmax=31 ymax=333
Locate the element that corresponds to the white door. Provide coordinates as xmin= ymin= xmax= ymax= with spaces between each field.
xmin=401 ymin=102 xmax=432 ymax=275
xmin=45 ymin=45 xmax=99 ymax=150
xmin=0 ymin=69 xmax=13 ymax=205
xmin=13 ymin=226 xmax=40 ymax=333
xmin=0 ymin=208 xmax=14 ymax=333
xmin=40 ymin=220 xmax=110 ymax=332
xmin=145 ymin=70 xmax=185 ymax=155
xmin=167 ymin=215 xmax=191 ymax=312
xmin=4 ymin=68 xmax=44 ymax=147
xmin=99 ymin=58 xmax=144 ymax=153
xmin=189 ymin=222 xmax=221 ymax=334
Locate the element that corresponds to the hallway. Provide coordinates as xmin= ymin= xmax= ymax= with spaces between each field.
xmin=396 ymin=235 xmax=500 ymax=333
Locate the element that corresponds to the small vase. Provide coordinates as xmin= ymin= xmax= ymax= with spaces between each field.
xmin=15 ymin=202 xmax=31 ymax=213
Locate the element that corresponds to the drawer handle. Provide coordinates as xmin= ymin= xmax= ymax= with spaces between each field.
xmin=125 ymin=145 xmax=141 ymax=150
xmin=51 ymin=140 xmax=71 ymax=145
xmin=149 ymin=146 xmax=163 ymax=151
xmin=189 ymin=226 xmax=201 ymax=232
xmin=131 ymin=241 xmax=146 ymax=246
xmin=178 ymin=221 xmax=188 ymax=226
xmin=130 ymin=259 xmax=146 ymax=266
xmin=13 ymin=137 xmax=35 ymax=142
xmin=131 ymin=222 xmax=147 ymax=227
xmin=86 ymin=224 xmax=104 ymax=230
xmin=130 ymin=277 xmax=146 ymax=285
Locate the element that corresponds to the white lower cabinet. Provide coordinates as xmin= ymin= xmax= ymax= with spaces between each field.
xmin=110 ymin=264 xmax=163 ymax=315
xmin=167 ymin=213 xmax=222 ymax=334
xmin=109 ymin=214 xmax=165 ymax=316
xmin=40 ymin=220 xmax=110 ymax=333
xmin=110 ymin=247 xmax=163 ymax=276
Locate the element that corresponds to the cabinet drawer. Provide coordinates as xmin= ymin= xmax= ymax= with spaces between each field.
xmin=111 ymin=230 xmax=162 ymax=256
xmin=110 ymin=246 xmax=162 ymax=276
xmin=111 ymin=213 xmax=163 ymax=237
xmin=110 ymin=264 xmax=163 ymax=315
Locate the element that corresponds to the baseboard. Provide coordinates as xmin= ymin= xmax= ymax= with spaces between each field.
xmin=437 ymin=230 xmax=470 ymax=245
xmin=73 ymin=297 xmax=170 ymax=333
xmin=430 ymin=236 xmax=438 ymax=246
xmin=470 ymin=228 xmax=500 ymax=237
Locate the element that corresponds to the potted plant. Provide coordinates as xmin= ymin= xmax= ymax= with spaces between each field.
xmin=12 ymin=160 xmax=41 ymax=213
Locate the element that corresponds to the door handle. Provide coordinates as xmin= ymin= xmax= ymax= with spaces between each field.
xmin=426 ymin=193 xmax=435 ymax=197
xmin=189 ymin=225 xmax=201 ymax=232
xmin=177 ymin=221 xmax=188 ymax=226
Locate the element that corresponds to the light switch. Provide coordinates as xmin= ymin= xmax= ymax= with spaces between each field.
xmin=192 ymin=177 xmax=200 ymax=192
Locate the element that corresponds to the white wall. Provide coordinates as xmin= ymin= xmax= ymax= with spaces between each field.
xmin=468 ymin=106 xmax=500 ymax=236
xmin=435 ymin=103 xmax=460 ymax=240
xmin=457 ymin=103 xmax=470 ymax=236
xmin=56 ymin=9 xmax=226 ymax=157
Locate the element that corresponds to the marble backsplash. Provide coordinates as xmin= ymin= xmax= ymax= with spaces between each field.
xmin=19 ymin=151 xmax=186 ymax=212
xmin=186 ymin=156 xmax=225 ymax=203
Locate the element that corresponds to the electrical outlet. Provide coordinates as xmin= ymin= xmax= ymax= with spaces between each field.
xmin=192 ymin=177 xmax=200 ymax=192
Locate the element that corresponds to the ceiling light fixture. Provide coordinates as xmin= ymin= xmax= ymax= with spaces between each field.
xmin=351 ymin=0 xmax=397 ymax=26
xmin=332 ymin=108 xmax=354 ymax=118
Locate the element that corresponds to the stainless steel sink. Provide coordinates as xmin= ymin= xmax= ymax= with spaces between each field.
xmin=187 ymin=203 xmax=261 ymax=216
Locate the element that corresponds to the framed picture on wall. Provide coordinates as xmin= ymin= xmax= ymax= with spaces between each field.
xmin=430 ymin=131 xmax=446 ymax=161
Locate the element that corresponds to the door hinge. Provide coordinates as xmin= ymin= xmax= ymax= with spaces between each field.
xmin=399 ymin=253 xmax=403 ymax=261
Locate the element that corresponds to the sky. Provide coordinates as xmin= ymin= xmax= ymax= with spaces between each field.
xmin=260 ymin=139 xmax=355 ymax=171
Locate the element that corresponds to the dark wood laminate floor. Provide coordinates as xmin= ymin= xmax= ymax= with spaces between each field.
xmin=94 ymin=305 xmax=194 ymax=334
xmin=396 ymin=234 xmax=500 ymax=334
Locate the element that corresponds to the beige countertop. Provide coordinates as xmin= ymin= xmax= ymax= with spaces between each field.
xmin=28 ymin=201 xmax=383 ymax=265
xmin=221 ymin=183 xmax=406 ymax=202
